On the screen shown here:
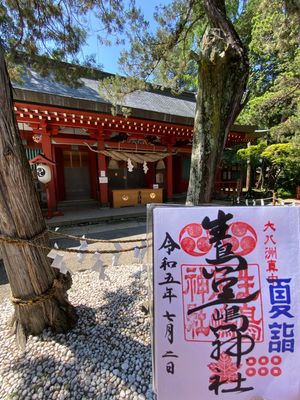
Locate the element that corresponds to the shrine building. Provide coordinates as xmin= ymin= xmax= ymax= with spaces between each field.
xmin=12 ymin=65 xmax=258 ymax=211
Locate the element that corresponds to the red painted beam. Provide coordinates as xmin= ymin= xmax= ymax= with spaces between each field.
xmin=15 ymin=101 xmax=257 ymax=146
xmin=14 ymin=101 xmax=194 ymax=132
xmin=51 ymin=137 xmax=98 ymax=146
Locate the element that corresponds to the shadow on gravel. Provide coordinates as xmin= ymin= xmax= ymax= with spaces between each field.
xmin=2 ymin=274 xmax=153 ymax=400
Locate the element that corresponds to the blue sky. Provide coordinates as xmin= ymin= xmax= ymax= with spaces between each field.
xmin=81 ymin=0 xmax=171 ymax=74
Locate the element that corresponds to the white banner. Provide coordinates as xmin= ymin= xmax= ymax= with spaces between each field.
xmin=152 ymin=206 xmax=300 ymax=400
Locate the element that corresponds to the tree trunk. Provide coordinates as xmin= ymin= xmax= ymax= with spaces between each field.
xmin=186 ymin=0 xmax=248 ymax=204
xmin=0 ymin=48 xmax=77 ymax=344
xmin=246 ymin=141 xmax=251 ymax=192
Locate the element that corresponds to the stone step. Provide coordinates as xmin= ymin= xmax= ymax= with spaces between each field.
xmin=57 ymin=199 xmax=99 ymax=210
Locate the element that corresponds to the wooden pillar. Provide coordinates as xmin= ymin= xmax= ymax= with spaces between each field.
xmin=40 ymin=123 xmax=57 ymax=217
xmin=166 ymin=151 xmax=173 ymax=201
xmin=89 ymin=151 xmax=97 ymax=199
xmin=145 ymin=162 xmax=155 ymax=188
xmin=97 ymin=131 xmax=108 ymax=205
xmin=50 ymin=127 xmax=59 ymax=202
xmin=55 ymin=147 xmax=65 ymax=201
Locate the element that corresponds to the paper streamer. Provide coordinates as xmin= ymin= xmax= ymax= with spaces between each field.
xmin=92 ymin=251 xmax=101 ymax=262
xmin=134 ymin=246 xmax=140 ymax=260
xmin=79 ymin=240 xmax=88 ymax=251
xmin=77 ymin=236 xmax=88 ymax=263
xmin=92 ymin=252 xmax=110 ymax=281
xmin=143 ymin=161 xmax=149 ymax=174
xmin=51 ymin=254 xmax=64 ymax=269
xmin=60 ymin=261 xmax=73 ymax=275
xmin=114 ymin=243 xmax=122 ymax=252
xmin=111 ymin=243 xmax=122 ymax=266
xmin=47 ymin=249 xmax=58 ymax=259
xmin=138 ymin=241 xmax=147 ymax=264
xmin=111 ymin=255 xmax=118 ymax=267
xmin=50 ymin=254 xmax=72 ymax=275
xmin=77 ymin=253 xmax=85 ymax=264
xmin=127 ymin=158 xmax=134 ymax=172
xmin=139 ymin=263 xmax=147 ymax=274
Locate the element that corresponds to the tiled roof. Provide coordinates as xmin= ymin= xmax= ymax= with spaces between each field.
xmin=13 ymin=69 xmax=196 ymax=119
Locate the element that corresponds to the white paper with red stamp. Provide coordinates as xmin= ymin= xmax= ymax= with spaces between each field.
xmin=152 ymin=206 xmax=300 ymax=400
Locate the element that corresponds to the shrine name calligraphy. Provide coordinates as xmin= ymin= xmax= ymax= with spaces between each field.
xmin=186 ymin=210 xmax=260 ymax=395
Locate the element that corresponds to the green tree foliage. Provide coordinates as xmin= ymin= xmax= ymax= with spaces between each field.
xmin=98 ymin=74 xmax=146 ymax=116
xmin=1 ymin=0 xmax=298 ymax=200
xmin=97 ymin=0 xmax=298 ymax=200
xmin=112 ymin=0 xmax=299 ymax=148
xmin=0 ymin=0 xmax=87 ymax=81
xmin=117 ymin=1 xmax=235 ymax=91
xmin=234 ymin=0 xmax=300 ymax=195
xmin=237 ymin=140 xmax=300 ymax=194
xmin=97 ymin=0 xmax=300 ymax=201
xmin=237 ymin=0 xmax=300 ymax=143
xmin=0 ymin=0 xmax=137 ymax=83
xmin=237 ymin=140 xmax=267 ymax=169
xmin=261 ymin=143 xmax=300 ymax=194
xmin=99 ymin=0 xmax=250 ymax=203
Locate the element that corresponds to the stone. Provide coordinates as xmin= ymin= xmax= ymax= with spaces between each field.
xmin=121 ymin=362 xmax=129 ymax=371
xmin=0 ymin=267 xmax=152 ymax=400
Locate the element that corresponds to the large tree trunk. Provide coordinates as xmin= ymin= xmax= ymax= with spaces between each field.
xmin=0 ymin=48 xmax=77 ymax=345
xmin=186 ymin=0 xmax=248 ymax=204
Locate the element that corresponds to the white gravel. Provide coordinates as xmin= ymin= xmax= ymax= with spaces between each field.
xmin=0 ymin=265 xmax=155 ymax=400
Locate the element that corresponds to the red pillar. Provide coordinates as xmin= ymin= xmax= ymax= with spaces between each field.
xmin=55 ymin=147 xmax=65 ymax=201
xmin=166 ymin=152 xmax=173 ymax=201
xmin=40 ymin=123 xmax=57 ymax=216
xmin=97 ymin=131 xmax=108 ymax=205
xmin=89 ymin=151 xmax=97 ymax=199
xmin=144 ymin=162 xmax=155 ymax=188
xmin=50 ymin=128 xmax=59 ymax=202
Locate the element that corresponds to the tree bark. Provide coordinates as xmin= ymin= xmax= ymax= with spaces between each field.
xmin=0 ymin=48 xmax=77 ymax=344
xmin=246 ymin=141 xmax=251 ymax=192
xmin=186 ymin=0 xmax=248 ymax=204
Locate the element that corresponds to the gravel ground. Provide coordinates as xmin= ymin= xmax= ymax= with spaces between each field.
xmin=0 ymin=261 xmax=155 ymax=400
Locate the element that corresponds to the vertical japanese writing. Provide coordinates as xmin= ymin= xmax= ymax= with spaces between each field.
xmin=154 ymin=206 xmax=300 ymax=400
xmin=264 ymin=221 xmax=278 ymax=281
xmin=263 ymin=221 xmax=295 ymax=354
xmin=158 ymin=232 xmax=181 ymax=375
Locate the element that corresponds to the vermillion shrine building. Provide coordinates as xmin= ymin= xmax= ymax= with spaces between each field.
xmin=12 ymin=66 xmax=257 ymax=212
